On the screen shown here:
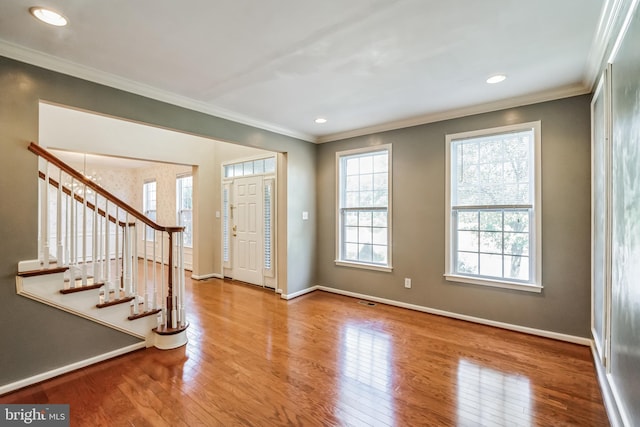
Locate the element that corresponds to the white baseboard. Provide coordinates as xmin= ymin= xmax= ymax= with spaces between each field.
xmin=280 ymin=285 xmax=319 ymax=300
xmin=191 ymin=272 xmax=223 ymax=280
xmin=0 ymin=342 xmax=146 ymax=396
xmin=590 ymin=343 xmax=627 ymax=427
xmin=315 ymin=285 xmax=592 ymax=346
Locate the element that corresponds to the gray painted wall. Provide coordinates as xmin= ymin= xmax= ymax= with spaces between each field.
xmin=0 ymin=56 xmax=316 ymax=387
xmin=610 ymin=8 xmax=640 ymax=423
xmin=316 ymin=95 xmax=592 ymax=337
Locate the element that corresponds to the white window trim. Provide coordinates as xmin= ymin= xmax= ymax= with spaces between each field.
xmin=334 ymin=144 xmax=393 ymax=272
xmin=444 ymin=121 xmax=543 ymax=293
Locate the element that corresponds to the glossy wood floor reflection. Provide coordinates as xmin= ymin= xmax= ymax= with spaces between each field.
xmin=1 ymin=277 xmax=608 ymax=426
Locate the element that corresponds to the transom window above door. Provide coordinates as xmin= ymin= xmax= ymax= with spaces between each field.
xmin=224 ymin=157 xmax=275 ymax=178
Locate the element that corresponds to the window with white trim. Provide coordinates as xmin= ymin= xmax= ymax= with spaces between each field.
xmin=176 ymin=174 xmax=193 ymax=247
xmin=222 ymin=184 xmax=230 ymax=267
xmin=336 ymin=145 xmax=392 ymax=271
xmin=143 ymin=180 xmax=156 ymax=241
xmin=445 ymin=122 xmax=541 ymax=292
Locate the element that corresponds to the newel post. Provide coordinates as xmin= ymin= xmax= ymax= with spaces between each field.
xmin=152 ymin=226 xmax=188 ymax=350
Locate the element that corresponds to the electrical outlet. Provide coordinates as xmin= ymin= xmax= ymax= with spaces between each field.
xmin=404 ymin=278 xmax=411 ymax=288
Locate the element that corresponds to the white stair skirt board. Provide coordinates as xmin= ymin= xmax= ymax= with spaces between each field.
xmin=16 ymin=269 xmax=157 ymax=347
xmin=0 ymin=342 xmax=146 ymax=396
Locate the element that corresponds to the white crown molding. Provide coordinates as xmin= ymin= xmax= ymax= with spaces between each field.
xmin=0 ymin=39 xmax=315 ymax=143
xmin=583 ymin=0 xmax=629 ymax=90
xmin=607 ymin=0 xmax=640 ymax=64
xmin=317 ymin=83 xmax=590 ymax=143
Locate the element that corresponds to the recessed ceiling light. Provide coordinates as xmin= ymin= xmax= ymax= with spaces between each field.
xmin=29 ymin=6 xmax=68 ymax=27
xmin=486 ymin=74 xmax=507 ymax=84
xmin=315 ymin=118 xmax=327 ymax=124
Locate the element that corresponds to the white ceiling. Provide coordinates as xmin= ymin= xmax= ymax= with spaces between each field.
xmin=0 ymin=1 xmax=606 ymax=142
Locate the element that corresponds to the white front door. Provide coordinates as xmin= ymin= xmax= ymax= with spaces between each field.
xmin=232 ymin=176 xmax=263 ymax=285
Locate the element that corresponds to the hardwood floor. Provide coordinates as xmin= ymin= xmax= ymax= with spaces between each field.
xmin=1 ymin=276 xmax=609 ymax=426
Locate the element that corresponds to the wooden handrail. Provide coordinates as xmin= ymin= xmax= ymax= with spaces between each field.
xmin=29 ymin=142 xmax=184 ymax=234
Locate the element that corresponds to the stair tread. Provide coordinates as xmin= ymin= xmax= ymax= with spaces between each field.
xmin=128 ymin=308 xmax=161 ymax=321
xmin=96 ymin=296 xmax=135 ymax=308
xmin=18 ymin=266 xmax=69 ymax=277
xmin=60 ymin=283 xmax=104 ymax=294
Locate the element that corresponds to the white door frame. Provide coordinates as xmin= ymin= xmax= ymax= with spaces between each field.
xmin=221 ymin=156 xmax=277 ymax=289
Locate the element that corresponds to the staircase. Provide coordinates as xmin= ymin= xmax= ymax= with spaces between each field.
xmin=16 ymin=143 xmax=188 ymax=350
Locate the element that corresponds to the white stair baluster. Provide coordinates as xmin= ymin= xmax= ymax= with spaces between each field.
xmin=115 ymin=207 xmax=120 ymax=298
xmin=70 ymin=178 xmax=77 ymax=287
xmin=92 ymin=191 xmax=98 ymax=280
xmin=104 ymin=200 xmax=111 ymax=302
xmin=152 ymin=228 xmax=157 ymax=311
xmin=56 ymin=169 xmax=63 ymax=266
xmin=41 ymin=159 xmax=50 ymax=268
xmin=133 ymin=222 xmax=140 ymax=312
xmin=81 ymin=182 xmax=88 ymax=286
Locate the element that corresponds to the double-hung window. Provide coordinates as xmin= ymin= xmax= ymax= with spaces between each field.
xmin=176 ymin=174 xmax=193 ymax=247
xmin=445 ymin=122 xmax=542 ymax=292
xmin=143 ymin=180 xmax=157 ymax=241
xmin=336 ymin=145 xmax=392 ymax=271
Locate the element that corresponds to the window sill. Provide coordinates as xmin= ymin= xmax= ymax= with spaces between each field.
xmin=335 ymin=260 xmax=393 ymax=273
xmin=444 ymin=274 xmax=543 ymax=293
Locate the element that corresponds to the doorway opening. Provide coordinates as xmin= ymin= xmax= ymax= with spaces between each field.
xmin=222 ymin=156 xmax=277 ymax=289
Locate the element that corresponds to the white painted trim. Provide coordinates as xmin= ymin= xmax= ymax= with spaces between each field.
xmin=335 ymin=144 xmax=393 ymax=270
xmin=280 ymin=285 xmax=319 ymax=300
xmin=607 ymin=0 xmax=640 ymax=64
xmin=444 ymin=121 xmax=542 ymax=289
xmin=316 ymin=84 xmax=589 ymax=143
xmin=0 ymin=40 xmax=314 ymax=143
xmin=584 ymin=0 xmax=627 ymax=89
xmin=0 ymin=343 xmax=145 ymax=396
xmin=444 ymin=274 xmax=543 ymax=293
xmin=590 ymin=343 xmax=625 ymax=427
xmin=334 ymin=260 xmax=393 ymax=273
xmin=315 ymin=285 xmax=591 ymax=345
xmin=18 ymin=259 xmax=46 ymax=272
xmin=190 ymin=272 xmax=223 ymax=280
xmin=0 ymin=39 xmax=594 ymax=146
xmin=607 ymin=373 xmax=633 ymax=427
xmin=154 ymin=330 xmax=188 ymax=350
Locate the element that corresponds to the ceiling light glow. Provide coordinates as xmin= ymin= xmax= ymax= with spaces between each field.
xmin=315 ymin=118 xmax=327 ymax=124
xmin=29 ymin=7 xmax=68 ymax=26
xmin=486 ymin=74 xmax=506 ymax=84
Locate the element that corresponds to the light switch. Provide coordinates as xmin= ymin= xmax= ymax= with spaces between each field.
xmin=215 ymin=211 xmax=220 ymax=219
xmin=302 ymin=211 xmax=309 ymax=220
